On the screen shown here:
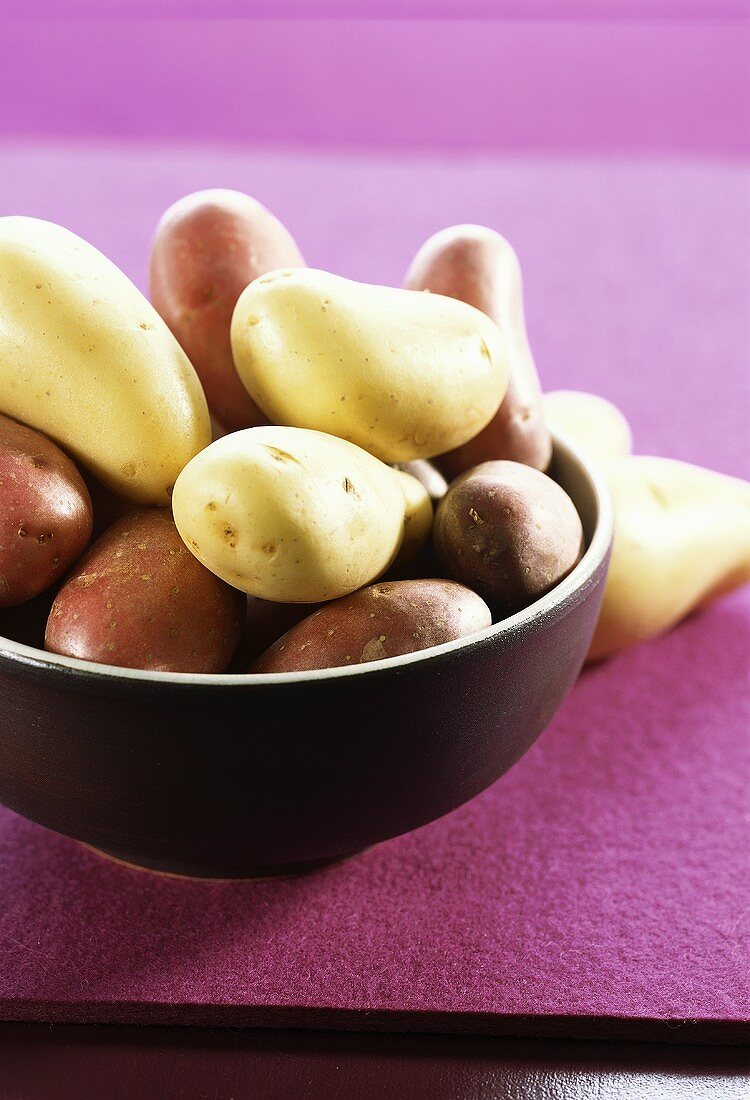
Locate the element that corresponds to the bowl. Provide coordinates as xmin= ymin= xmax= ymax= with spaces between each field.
xmin=0 ymin=434 xmax=612 ymax=878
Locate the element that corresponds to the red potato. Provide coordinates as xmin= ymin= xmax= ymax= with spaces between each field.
xmin=434 ymin=461 xmax=583 ymax=618
xmin=45 ymin=510 xmax=246 ymax=673
xmin=150 ymin=189 xmax=305 ymax=433
xmin=405 ymin=225 xmax=551 ymax=476
xmin=0 ymin=413 xmax=92 ymax=608
xmin=249 ymin=579 xmax=491 ymax=673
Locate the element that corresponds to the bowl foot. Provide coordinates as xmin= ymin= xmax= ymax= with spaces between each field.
xmin=82 ymin=842 xmax=362 ymax=882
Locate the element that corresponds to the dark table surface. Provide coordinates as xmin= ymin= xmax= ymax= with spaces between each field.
xmin=0 ymin=1024 xmax=748 ymax=1099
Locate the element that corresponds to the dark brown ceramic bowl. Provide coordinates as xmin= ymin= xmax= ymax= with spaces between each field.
xmin=0 ymin=434 xmax=612 ymax=878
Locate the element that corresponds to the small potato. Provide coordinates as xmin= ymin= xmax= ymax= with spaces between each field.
xmin=0 ymin=414 xmax=92 ymax=608
xmin=542 ymin=390 xmax=632 ymax=460
xmin=231 ymin=268 xmax=508 ymax=463
xmin=395 ymin=459 xmax=448 ymax=502
xmin=392 ymin=469 xmax=433 ymax=569
xmin=249 ymin=579 xmax=491 ymax=673
xmin=172 ymin=426 xmax=407 ymax=603
xmin=434 ymin=461 xmax=583 ymax=617
xmin=150 ymin=189 xmax=304 ymax=433
xmin=589 ymin=457 xmax=750 ymax=661
xmin=405 ymin=226 xmax=551 ymax=476
xmin=0 ymin=217 xmax=210 ymax=504
xmin=45 ymin=510 xmax=246 ymax=673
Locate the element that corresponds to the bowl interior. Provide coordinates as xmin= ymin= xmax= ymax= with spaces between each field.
xmin=0 ymin=431 xmax=612 ymax=687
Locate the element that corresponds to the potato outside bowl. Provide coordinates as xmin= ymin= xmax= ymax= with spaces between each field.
xmin=0 ymin=434 xmax=613 ymax=879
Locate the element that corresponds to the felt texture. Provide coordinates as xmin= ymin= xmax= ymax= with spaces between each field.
xmin=0 ymin=145 xmax=747 ymax=1040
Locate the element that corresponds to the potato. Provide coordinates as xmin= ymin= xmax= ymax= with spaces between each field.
xmin=434 ymin=460 xmax=583 ymax=617
xmin=45 ymin=509 xmax=245 ymax=673
xmin=249 ymin=579 xmax=492 ymax=673
xmin=405 ymin=225 xmax=551 ymax=476
xmin=0 ymin=217 xmax=210 ymax=504
xmin=392 ymin=469 xmax=433 ymax=569
xmin=172 ymin=426 xmax=407 ymax=603
xmin=589 ymin=457 xmax=750 ymax=661
xmin=150 ymin=189 xmax=304 ymax=433
xmin=0 ymin=413 xmax=92 ymax=608
xmin=231 ymin=268 xmax=508 ymax=463
xmin=542 ymin=390 xmax=632 ymax=460
xmin=395 ymin=459 xmax=448 ymax=502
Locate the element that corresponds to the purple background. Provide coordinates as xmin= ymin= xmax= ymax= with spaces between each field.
xmin=0 ymin=145 xmax=748 ymax=1036
xmin=0 ymin=9 xmax=748 ymax=1039
xmin=2 ymin=10 xmax=749 ymax=155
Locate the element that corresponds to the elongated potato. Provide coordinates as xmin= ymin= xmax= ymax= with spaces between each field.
xmin=45 ymin=510 xmax=246 ymax=673
xmin=231 ymin=269 xmax=508 ymax=463
xmin=543 ymin=390 xmax=632 ymax=460
xmin=406 ymin=225 xmax=551 ymax=476
xmin=589 ymin=457 xmax=750 ymax=661
xmin=0 ymin=217 xmax=211 ymax=504
xmin=150 ymin=189 xmax=304 ymax=433
xmin=0 ymin=414 xmax=92 ymax=608
xmin=434 ymin=460 xmax=583 ymax=617
xmin=172 ymin=426 xmax=406 ymax=603
xmin=249 ymin=579 xmax=491 ymax=673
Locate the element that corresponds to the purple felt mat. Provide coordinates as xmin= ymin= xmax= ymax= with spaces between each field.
xmin=0 ymin=145 xmax=748 ymax=1040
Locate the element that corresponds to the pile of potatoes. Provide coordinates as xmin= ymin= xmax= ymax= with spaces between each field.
xmin=0 ymin=198 xmax=747 ymax=675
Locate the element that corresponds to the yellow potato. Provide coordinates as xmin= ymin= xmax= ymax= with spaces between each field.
xmin=542 ymin=390 xmax=632 ymax=461
xmin=231 ymin=268 xmax=508 ymax=463
xmin=392 ymin=469 xmax=433 ymax=569
xmin=0 ymin=217 xmax=210 ymax=504
xmin=590 ymin=456 xmax=750 ymax=661
xmin=172 ymin=426 xmax=407 ymax=603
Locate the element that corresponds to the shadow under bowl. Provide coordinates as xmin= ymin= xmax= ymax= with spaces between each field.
xmin=0 ymin=435 xmax=613 ymax=878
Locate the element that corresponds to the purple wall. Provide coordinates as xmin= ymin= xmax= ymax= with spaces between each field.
xmin=1 ymin=14 xmax=748 ymax=155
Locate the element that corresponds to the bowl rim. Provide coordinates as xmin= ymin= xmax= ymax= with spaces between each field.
xmin=0 ymin=431 xmax=613 ymax=687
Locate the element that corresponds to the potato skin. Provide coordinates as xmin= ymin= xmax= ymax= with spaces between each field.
xmin=45 ymin=510 xmax=246 ymax=673
xmin=249 ymin=579 xmax=491 ymax=673
xmin=150 ymin=189 xmax=304 ymax=433
xmin=405 ymin=225 xmax=551 ymax=476
xmin=0 ymin=217 xmax=211 ymax=504
xmin=395 ymin=459 xmax=448 ymax=502
xmin=589 ymin=457 xmax=750 ymax=661
xmin=434 ymin=461 xmax=583 ymax=618
xmin=231 ymin=268 xmax=508 ymax=463
xmin=0 ymin=414 xmax=92 ymax=608
xmin=172 ymin=426 xmax=406 ymax=604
